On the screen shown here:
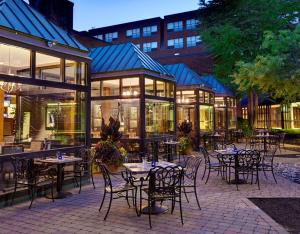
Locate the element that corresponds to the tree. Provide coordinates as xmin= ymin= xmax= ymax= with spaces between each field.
xmin=233 ymin=26 xmax=300 ymax=104
xmin=199 ymin=0 xmax=300 ymax=127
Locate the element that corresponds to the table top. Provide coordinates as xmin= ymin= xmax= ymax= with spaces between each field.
xmin=123 ymin=161 xmax=177 ymax=173
xmin=164 ymin=141 xmax=179 ymax=145
xmin=36 ymin=156 xmax=82 ymax=165
xmin=215 ymin=149 xmax=238 ymax=155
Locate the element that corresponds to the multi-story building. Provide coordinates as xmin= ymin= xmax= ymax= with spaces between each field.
xmin=87 ymin=10 xmax=213 ymax=75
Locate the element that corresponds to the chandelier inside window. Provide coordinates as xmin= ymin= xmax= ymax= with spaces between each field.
xmin=0 ymin=82 xmax=20 ymax=93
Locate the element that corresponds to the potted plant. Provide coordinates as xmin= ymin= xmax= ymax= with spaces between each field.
xmin=177 ymin=121 xmax=193 ymax=155
xmin=94 ymin=117 xmax=126 ymax=172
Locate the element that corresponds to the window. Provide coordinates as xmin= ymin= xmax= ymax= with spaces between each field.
xmin=65 ymin=60 xmax=76 ymax=84
xmin=167 ymin=38 xmax=184 ymax=49
xmin=143 ymin=25 xmax=158 ymax=37
xmin=143 ymin=42 xmax=158 ymax=52
xmin=156 ymin=81 xmax=166 ymax=97
xmin=186 ymin=19 xmax=200 ymax=30
xmin=126 ymin=28 xmax=140 ymax=38
xmin=36 ymin=53 xmax=61 ymax=82
xmin=91 ymin=81 xmax=100 ymax=97
xmin=200 ymin=105 xmax=213 ymax=131
xmin=122 ymin=78 xmax=140 ymax=96
xmin=101 ymin=79 xmax=120 ymax=96
xmin=79 ymin=62 xmax=87 ymax=85
xmin=166 ymin=82 xmax=174 ymax=98
xmin=105 ymin=32 xmax=118 ymax=42
xmin=0 ymin=43 xmax=31 ymax=78
xmin=94 ymin=35 xmax=103 ymax=40
xmin=167 ymin=21 xmax=183 ymax=32
xmin=187 ymin=36 xmax=202 ymax=48
xmin=145 ymin=78 xmax=154 ymax=95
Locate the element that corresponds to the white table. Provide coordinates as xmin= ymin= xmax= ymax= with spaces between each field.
xmin=36 ymin=156 xmax=82 ymax=199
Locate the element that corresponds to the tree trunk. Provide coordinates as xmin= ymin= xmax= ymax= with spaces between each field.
xmin=247 ymin=89 xmax=258 ymax=129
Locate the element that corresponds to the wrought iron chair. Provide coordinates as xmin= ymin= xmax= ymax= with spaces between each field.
xmin=141 ymin=166 xmax=184 ymax=229
xmin=11 ymin=157 xmax=55 ymax=209
xmin=236 ymin=150 xmax=261 ymax=190
xmin=181 ymin=155 xmax=202 ymax=209
xmin=199 ymin=146 xmax=222 ymax=184
xmin=97 ymin=162 xmax=137 ymax=221
xmin=217 ymin=152 xmax=236 ymax=183
xmin=259 ymin=146 xmax=278 ymax=183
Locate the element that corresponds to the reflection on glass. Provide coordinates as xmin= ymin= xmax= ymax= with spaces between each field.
xmin=270 ymin=105 xmax=281 ymax=128
xmin=166 ymin=82 xmax=174 ymax=98
xmin=145 ymin=78 xmax=154 ymax=95
xmin=122 ymin=78 xmax=139 ymax=96
xmin=65 ymin=60 xmax=76 ymax=84
xmin=200 ymin=105 xmax=213 ymax=131
xmin=91 ymin=81 xmax=100 ymax=97
xmin=292 ymin=102 xmax=300 ymax=128
xmin=101 ymin=79 xmax=120 ymax=96
xmin=80 ymin=62 xmax=87 ymax=85
xmin=215 ymin=108 xmax=225 ymax=130
xmin=179 ymin=90 xmax=195 ymax=103
xmin=145 ymin=99 xmax=174 ymax=136
xmin=0 ymin=84 xmax=86 ymax=153
xmin=204 ymin=92 xmax=209 ymax=103
xmin=176 ymin=105 xmax=194 ymax=127
xmin=156 ymin=81 xmax=165 ymax=97
xmin=215 ymin=97 xmax=226 ymax=107
xmin=0 ymin=43 xmax=31 ymax=77
xmin=199 ymin=91 xmax=204 ymax=103
xmin=91 ymin=99 xmax=140 ymax=138
xmin=36 ymin=53 xmax=61 ymax=82
xmin=228 ymin=108 xmax=236 ymax=129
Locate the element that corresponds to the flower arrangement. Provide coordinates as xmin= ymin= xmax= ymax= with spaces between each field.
xmin=94 ymin=117 xmax=126 ymax=169
xmin=177 ymin=120 xmax=193 ymax=155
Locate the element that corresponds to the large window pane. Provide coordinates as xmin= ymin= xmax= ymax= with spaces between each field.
xmin=176 ymin=105 xmax=194 ymax=127
xmin=145 ymin=100 xmax=174 ymax=136
xmin=228 ymin=108 xmax=236 ymax=129
xmin=145 ymin=78 xmax=154 ymax=95
xmin=292 ymin=102 xmax=300 ymax=128
xmin=101 ymin=79 xmax=120 ymax=96
xmin=166 ymin=82 xmax=174 ymax=98
xmin=122 ymin=78 xmax=139 ymax=96
xmin=215 ymin=108 xmax=225 ymax=130
xmin=91 ymin=81 xmax=100 ymax=97
xmin=181 ymin=90 xmax=195 ymax=103
xmin=0 ymin=43 xmax=31 ymax=77
xmin=65 ymin=60 xmax=76 ymax=84
xmin=91 ymin=99 xmax=140 ymax=138
xmin=200 ymin=105 xmax=213 ymax=131
xmin=270 ymin=105 xmax=281 ymax=128
xmin=36 ymin=53 xmax=61 ymax=82
xmin=79 ymin=62 xmax=87 ymax=85
xmin=0 ymin=84 xmax=86 ymax=151
xmin=156 ymin=81 xmax=166 ymax=97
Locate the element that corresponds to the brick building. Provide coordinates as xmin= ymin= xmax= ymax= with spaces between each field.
xmin=87 ymin=10 xmax=214 ymax=75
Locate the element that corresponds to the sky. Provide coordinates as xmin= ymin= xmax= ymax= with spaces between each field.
xmin=72 ymin=0 xmax=199 ymax=31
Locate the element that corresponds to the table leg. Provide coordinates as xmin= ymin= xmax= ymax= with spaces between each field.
xmin=229 ymin=155 xmax=247 ymax=184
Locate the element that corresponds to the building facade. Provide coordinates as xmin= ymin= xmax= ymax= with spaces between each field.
xmin=87 ymin=10 xmax=214 ymax=75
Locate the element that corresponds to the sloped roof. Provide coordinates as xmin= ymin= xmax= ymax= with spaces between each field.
xmin=89 ymin=43 xmax=174 ymax=79
xmin=0 ymin=0 xmax=87 ymax=51
xmin=201 ymin=75 xmax=234 ymax=96
xmin=164 ymin=63 xmax=209 ymax=88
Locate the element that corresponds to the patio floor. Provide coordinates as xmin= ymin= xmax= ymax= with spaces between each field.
xmin=1 ymin=163 xmax=300 ymax=234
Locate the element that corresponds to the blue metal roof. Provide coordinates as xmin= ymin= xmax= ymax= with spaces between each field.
xmin=164 ymin=63 xmax=209 ymax=88
xmin=0 ymin=0 xmax=87 ymax=51
xmin=89 ymin=43 xmax=174 ymax=79
xmin=201 ymin=75 xmax=234 ymax=96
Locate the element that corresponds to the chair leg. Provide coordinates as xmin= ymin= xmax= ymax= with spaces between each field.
xmin=205 ymin=169 xmax=211 ymax=184
xmin=104 ymin=193 xmax=112 ymax=221
xmin=11 ymin=182 xmax=17 ymax=206
xmin=201 ymin=166 xmax=207 ymax=180
xmin=193 ymin=184 xmax=201 ymax=210
xmin=271 ymin=168 xmax=277 ymax=184
xmin=263 ymin=168 xmax=268 ymax=180
xmin=148 ymin=198 xmax=152 ymax=229
xmin=79 ymin=174 xmax=82 ymax=194
xmin=125 ymin=191 xmax=130 ymax=208
xmin=91 ymin=168 xmax=95 ymax=189
xmin=29 ymin=185 xmax=35 ymax=209
xmin=182 ymin=186 xmax=189 ymax=203
xmin=134 ymin=188 xmax=139 ymax=217
xmin=51 ymin=181 xmax=54 ymax=203
xmin=256 ymin=169 xmax=260 ymax=190
xmin=99 ymin=190 xmax=106 ymax=212
xmin=179 ymin=193 xmax=184 ymax=226
xmin=171 ymin=197 xmax=175 ymax=214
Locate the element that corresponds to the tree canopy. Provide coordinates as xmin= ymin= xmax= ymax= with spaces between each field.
xmin=199 ymin=0 xmax=300 ymax=93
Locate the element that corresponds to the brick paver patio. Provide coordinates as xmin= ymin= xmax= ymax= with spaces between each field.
xmin=0 ymin=164 xmax=299 ymax=234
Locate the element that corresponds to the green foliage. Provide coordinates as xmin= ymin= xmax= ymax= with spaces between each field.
xmin=237 ymin=117 xmax=253 ymax=137
xmin=199 ymin=0 xmax=300 ymax=93
xmin=100 ymin=117 xmax=122 ymax=142
xmin=178 ymin=136 xmax=191 ymax=155
xmin=233 ymin=26 xmax=300 ymax=103
xmin=177 ymin=120 xmax=193 ymax=137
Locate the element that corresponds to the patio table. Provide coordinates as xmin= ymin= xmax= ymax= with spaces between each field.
xmin=215 ymin=149 xmax=247 ymax=185
xmin=35 ymin=156 xmax=82 ymax=199
xmin=123 ymin=161 xmax=177 ymax=214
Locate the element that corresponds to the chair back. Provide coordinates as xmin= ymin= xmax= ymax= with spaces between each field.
xmin=184 ymin=156 xmax=202 ymax=180
xmin=11 ymin=157 xmax=34 ymax=182
xmin=263 ymin=145 xmax=277 ymax=165
xmin=199 ymin=146 xmax=211 ymax=164
xmin=148 ymin=166 xmax=183 ymax=194
xmin=97 ymin=162 xmax=112 ymax=190
xmin=237 ymin=150 xmax=261 ymax=169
